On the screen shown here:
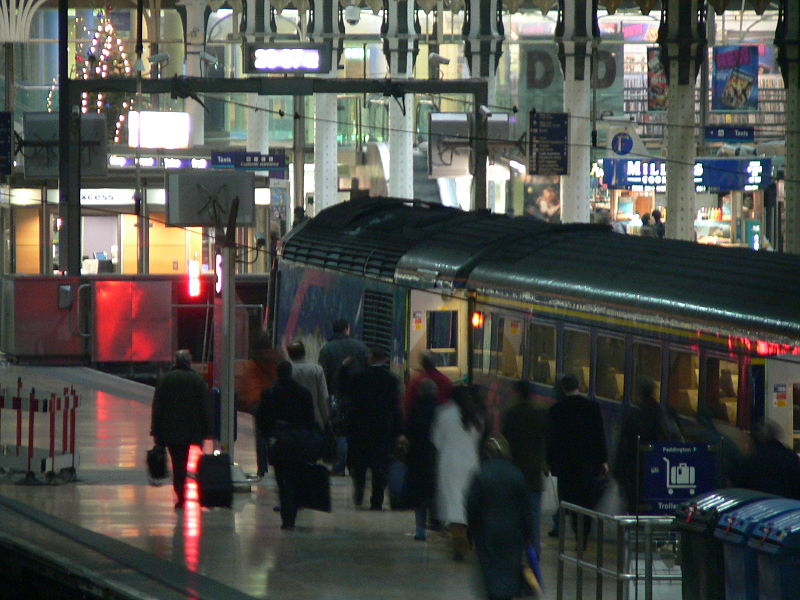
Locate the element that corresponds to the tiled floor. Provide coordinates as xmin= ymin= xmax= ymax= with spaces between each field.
xmin=0 ymin=365 xmax=669 ymax=599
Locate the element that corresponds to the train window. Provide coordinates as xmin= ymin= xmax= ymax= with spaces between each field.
xmin=596 ymin=335 xmax=625 ymax=401
xmin=703 ymin=357 xmax=739 ymax=425
xmin=472 ymin=313 xmax=504 ymax=373
xmin=633 ymin=343 xmax=662 ymax=403
xmin=529 ymin=323 xmax=556 ymax=385
xmin=427 ymin=310 xmax=458 ymax=367
xmin=564 ymin=329 xmax=590 ymax=393
xmin=667 ymin=350 xmax=699 ymax=417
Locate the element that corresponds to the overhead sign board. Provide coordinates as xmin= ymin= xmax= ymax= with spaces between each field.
xmin=704 ymin=125 xmax=755 ymax=143
xmin=602 ymin=157 xmax=771 ymax=192
xmin=243 ymin=42 xmax=332 ymax=74
xmin=528 ymin=111 xmax=568 ymax=176
xmin=211 ymin=151 xmax=288 ymax=178
xmin=641 ymin=443 xmax=717 ymax=515
xmin=0 ymin=112 xmax=12 ymax=175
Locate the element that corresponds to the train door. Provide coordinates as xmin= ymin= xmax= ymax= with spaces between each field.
xmin=407 ymin=289 xmax=467 ymax=383
xmin=762 ymin=355 xmax=800 ymax=450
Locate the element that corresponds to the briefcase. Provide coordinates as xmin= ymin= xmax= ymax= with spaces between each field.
xmin=295 ymin=463 xmax=331 ymax=512
xmin=196 ymin=453 xmax=233 ymax=508
xmin=146 ymin=445 xmax=168 ymax=483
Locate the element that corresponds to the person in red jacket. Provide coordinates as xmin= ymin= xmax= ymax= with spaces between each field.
xmin=404 ymin=351 xmax=453 ymax=417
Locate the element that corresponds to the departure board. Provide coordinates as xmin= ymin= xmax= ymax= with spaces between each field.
xmin=528 ymin=111 xmax=568 ymax=176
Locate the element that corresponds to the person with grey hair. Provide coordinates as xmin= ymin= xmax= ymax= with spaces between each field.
xmin=151 ymin=349 xmax=213 ymax=510
xmin=467 ymin=434 xmax=533 ymax=600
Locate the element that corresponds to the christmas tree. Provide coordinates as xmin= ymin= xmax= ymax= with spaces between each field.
xmin=75 ymin=7 xmax=137 ymax=143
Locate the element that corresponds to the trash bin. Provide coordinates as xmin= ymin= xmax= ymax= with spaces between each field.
xmin=713 ymin=498 xmax=800 ymax=600
xmin=675 ymin=489 xmax=775 ymax=600
xmin=748 ymin=509 xmax=800 ymax=600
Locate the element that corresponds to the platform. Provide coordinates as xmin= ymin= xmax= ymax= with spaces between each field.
xmin=0 ymin=364 xmax=639 ymax=600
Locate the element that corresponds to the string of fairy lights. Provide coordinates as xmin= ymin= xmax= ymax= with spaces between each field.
xmin=47 ymin=9 xmax=136 ymax=144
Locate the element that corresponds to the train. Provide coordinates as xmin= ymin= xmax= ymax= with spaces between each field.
xmin=270 ymin=196 xmax=800 ymax=449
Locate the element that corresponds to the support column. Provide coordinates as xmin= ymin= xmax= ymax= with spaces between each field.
xmin=310 ymin=0 xmax=344 ymax=212
xmin=180 ymin=0 xmax=207 ymax=147
xmin=776 ymin=1 xmax=800 ymax=254
xmin=462 ymin=0 xmax=502 ymax=211
xmin=556 ymin=0 xmax=598 ymax=224
xmin=383 ymin=0 xmax=419 ymax=199
xmin=658 ymin=0 xmax=706 ymax=241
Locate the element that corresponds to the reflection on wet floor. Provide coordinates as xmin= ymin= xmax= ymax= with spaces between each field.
xmin=0 ymin=365 xmax=635 ymax=600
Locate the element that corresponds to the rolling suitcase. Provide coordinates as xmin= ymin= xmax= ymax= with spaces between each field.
xmin=196 ymin=453 xmax=233 ymax=508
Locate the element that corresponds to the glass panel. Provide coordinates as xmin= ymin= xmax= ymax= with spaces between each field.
xmin=472 ymin=314 xmax=504 ymax=374
xmin=427 ymin=310 xmax=457 ymax=367
xmin=501 ymin=318 xmax=524 ymax=379
xmin=564 ymin=329 xmax=590 ymax=393
xmin=667 ymin=350 xmax=699 ymax=417
xmin=633 ymin=343 xmax=662 ymax=403
xmin=489 ymin=316 xmax=504 ymax=373
xmin=529 ymin=323 xmax=556 ymax=385
xmin=597 ymin=335 xmax=625 ymax=401
xmin=472 ymin=314 xmax=486 ymax=372
xmin=703 ymin=357 xmax=739 ymax=424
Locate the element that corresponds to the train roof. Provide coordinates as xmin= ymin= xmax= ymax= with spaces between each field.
xmin=280 ymin=197 xmax=800 ymax=343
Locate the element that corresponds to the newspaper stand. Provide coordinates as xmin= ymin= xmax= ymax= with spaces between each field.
xmin=0 ymin=377 xmax=80 ymax=481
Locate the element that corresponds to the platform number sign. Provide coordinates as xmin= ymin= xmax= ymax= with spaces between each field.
xmin=640 ymin=443 xmax=717 ymax=515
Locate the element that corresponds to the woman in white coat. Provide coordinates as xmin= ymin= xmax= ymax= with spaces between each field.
xmin=432 ymin=385 xmax=484 ymax=560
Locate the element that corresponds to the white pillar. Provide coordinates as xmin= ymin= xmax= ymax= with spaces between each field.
xmin=246 ymin=94 xmax=270 ymax=154
xmin=384 ymin=0 xmax=418 ymax=199
xmin=776 ymin=1 xmax=800 ymax=253
xmin=388 ymin=98 xmax=414 ymax=199
xmin=561 ymin=53 xmax=592 ymax=223
xmin=314 ymin=93 xmax=338 ymax=212
xmin=556 ymin=0 xmax=597 ymax=224
xmin=665 ymin=74 xmax=697 ymax=241
xmin=658 ymin=0 xmax=705 ymax=240
xmin=181 ymin=0 xmax=206 ymax=147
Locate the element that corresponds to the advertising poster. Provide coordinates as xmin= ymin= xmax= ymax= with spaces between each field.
xmin=712 ymin=45 xmax=759 ymax=111
xmin=523 ymin=176 xmax=561 ymax=223
xmin=647 ymin=48 xmax=668 ymax=111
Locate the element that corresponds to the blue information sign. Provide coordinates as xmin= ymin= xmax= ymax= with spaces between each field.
xmin=641 ymin=443 xmax=717 ymax=515
xmin=0 ymin=112 xmax=12 ymax=176
xmin=211 ymin=151 xmax=287 ymax=171
xmin=528 ymin=112 xmax=568 ymax=176
xmin=704 ymin=125 xmax=755 ymax=143
xmin=602 ymin=157 xmax=771 ymax=191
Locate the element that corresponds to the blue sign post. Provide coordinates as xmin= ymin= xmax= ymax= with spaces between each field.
xmin=528 ymin=111 xmax=568 ymax=176
xmin=641 ymin=443 xmax=717 ymax=515
xmin=211 ymin=151 xmax=288 ymax=179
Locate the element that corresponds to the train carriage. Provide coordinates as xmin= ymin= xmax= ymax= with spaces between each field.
xmin=273 ymin=197 xmax=800 ymax=449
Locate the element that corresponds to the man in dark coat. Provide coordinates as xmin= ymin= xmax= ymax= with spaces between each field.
xmin=613 ymin=376 xmax=680 ymax=514
xmin=318 ymin=318 xmax=369 ymax=475
xmin=151 ymin=349 xmax=213 ymax=510
xmin=502 ymin=379 xmax=548 ymax=556
xmin=257 ymin=360 xmax=316 ymax=530
xmin=344 ymin=347 xmax=402 ymax=510
xmin=403 ymin=378 xmax=439 ymax=541
xmin=547 ymin=374 xmax=608 ymax=541
xmin=467 ymin=435 xmax=533 ymax=600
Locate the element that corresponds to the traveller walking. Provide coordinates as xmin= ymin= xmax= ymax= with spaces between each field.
xmin=257 ymin=360 xmax=316 ymax=530
xmin=150 ymin=349 xmax=213 ymax=510
xmin=547 ymin=374 xmax=608 ymax=544
xmin=404 ymin=351 xmax=453 ymax=416
xmin=318 ymin=319 xmax=369 ymax=475
xmin=502 ymin=379 xmax=548 ymax=556
xmin=345 ymin=347 xmax=403 ymax=510
xmin=432 ymin=385 xmax=484 ymax=559
xmin=613 ymin=376 xmax=682 ymax=514
xmin=286 ymin=339 xmax=329 ymax=429
xmin=467 ymin=434 xmax=533 ymax=600
xmin=403 ymin=378 xmax=439 ymax=541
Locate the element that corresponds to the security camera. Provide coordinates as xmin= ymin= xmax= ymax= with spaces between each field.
xmin=199 ymin=51 xmax=218 ymax=65
xmin=148 ymin=52 xmax=170 ymax=65
xmin=429 ymin=52 xmax=450 ymax=67
xmin=479 ymin=105 xmax=492 ymax=118
xmin=344 ymin=5 xmax=361 ymax=25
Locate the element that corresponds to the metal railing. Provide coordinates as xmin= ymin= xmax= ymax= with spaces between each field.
xmin=556 ymin=502 xmax=681 ymax=600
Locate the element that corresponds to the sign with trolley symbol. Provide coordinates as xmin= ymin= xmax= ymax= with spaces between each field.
xmin=640 ymin=443 xmax=716 ymax=515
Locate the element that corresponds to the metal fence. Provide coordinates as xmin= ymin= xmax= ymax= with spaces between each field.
xmin=556 ymin=502 xmax=681 ymax=600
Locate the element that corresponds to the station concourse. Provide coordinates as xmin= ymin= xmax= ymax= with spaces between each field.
xmin=0 ymin=364 xmax=622 ymax=600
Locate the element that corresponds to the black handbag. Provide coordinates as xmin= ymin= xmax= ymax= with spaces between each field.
xmin=146 ymin=445 xmax=168 ymax=483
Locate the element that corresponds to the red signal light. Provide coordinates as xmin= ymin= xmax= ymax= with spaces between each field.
xmin=471 ymin=311 xmax=485 ymax=328
xmin=188 ymin=259 xmax=201 ymax=297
